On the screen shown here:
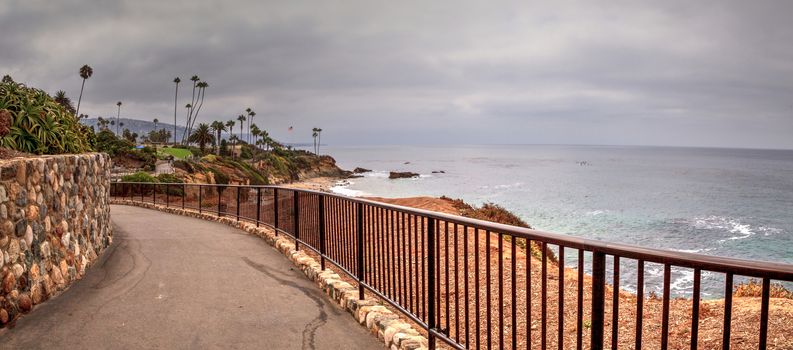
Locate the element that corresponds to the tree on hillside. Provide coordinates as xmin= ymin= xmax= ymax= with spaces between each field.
xmin=172 ymin=77 xmax=180 ymax=144
xmin=76 ymin=64 xmax=93 ymax=117
xmin=260 ymin=130 xmax=272 ymax=151
xmin=122 ymin=128 xmax=138 ymax=143
xmin=210 ymin=120 xmax=226 ymax=155
xmin=245 ymin=108 xmax=255 ymax=144
xmin=187 ymin=81 xmax=208 ymax=140
xmin=312 ymin=127 xmax=319 ymax=154
xmin=236 ymin=114 xmax=246 ymax=145
xmin=153 ymin=118 xmax=159 ymax=131
xmin=316 ymin=128 xmax=323 ymax=155
xmin=183 ymin=103 xmax=192 ymax=142
xmin=115 ymin=101 xmax=122 ymax=135
xmin=1 ymin=75 xmax=13 ymax=83
xmin=250 ymin=124 xmax=260 ymax=150
xmin=225 ymin=119 xmax=236 ymax=158
xmin=182 ymin=75 xmax=200 ymax=144
xmin=189 ymin=123 xmax=213 ymax=153
xmin=147 ymin=129 xmax=171 ymax=143
xmin=54 ymin=91 xmax=76 ymax=115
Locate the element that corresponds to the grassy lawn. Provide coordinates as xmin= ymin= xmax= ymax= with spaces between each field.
xmin=158 ymin=147 xmax=193 ymax=160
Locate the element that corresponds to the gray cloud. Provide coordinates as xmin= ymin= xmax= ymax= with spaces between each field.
xmin=1 ymin=0 xmax=792 ymax=148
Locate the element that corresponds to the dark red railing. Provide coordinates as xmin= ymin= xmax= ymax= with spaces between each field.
xmin=110 ymin=182 xmax=793 ymax=350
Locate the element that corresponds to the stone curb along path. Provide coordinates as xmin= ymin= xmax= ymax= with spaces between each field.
xmin=110 ymin=199 xmax=430 ymax=350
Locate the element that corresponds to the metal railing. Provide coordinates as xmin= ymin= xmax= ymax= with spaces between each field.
xmin=110 ymin=182 xmax=793 ymax=350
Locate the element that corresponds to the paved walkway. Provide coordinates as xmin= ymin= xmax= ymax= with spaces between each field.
xmin=0 ymin=205 xmax=382 ymax=350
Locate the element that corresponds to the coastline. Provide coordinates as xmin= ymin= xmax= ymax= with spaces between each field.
xmin=289 ymin=175 xmax=793 ymax=349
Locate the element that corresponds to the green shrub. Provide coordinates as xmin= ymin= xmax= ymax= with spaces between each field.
xmin=156 ymin=173 xmax=184 ymax=196
xmin=122 ymin=171 xmax=157 ymax=183
xmin=95 ymin=129 xmax=133 ymax=156
xmin=0 ymin=80 xmax=92 ymax=154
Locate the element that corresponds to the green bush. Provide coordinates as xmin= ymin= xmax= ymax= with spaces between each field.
xmin=156 ymin=173 xmax=184 ymax=196
xmin=122 ymin=171 xmax=157 ymax=183
xmin=95 ymin=129 xmax=134 ymax=156
xmin=0 ymin=80 xmax=92 ymax=154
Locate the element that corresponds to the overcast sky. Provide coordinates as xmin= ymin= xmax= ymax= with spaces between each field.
xmin=2 ymin=0 xmax=792 ymax=149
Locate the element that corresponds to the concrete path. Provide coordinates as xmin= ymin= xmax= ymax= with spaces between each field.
xmin=0 ymin=205 xmax=382 ymax=350
xmin=154 ymin=160 xmax=174 ymax=175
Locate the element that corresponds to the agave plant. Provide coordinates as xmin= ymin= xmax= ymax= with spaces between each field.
xmin=0 ymin=80 xmax=92 ymax=154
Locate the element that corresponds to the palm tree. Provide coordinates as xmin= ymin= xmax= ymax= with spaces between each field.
xmin=183 ymin=104 xmax=192 ymax=143
xmin=210 ymin=121 xmax=226 ymax=155
xmin=316 ymin=128 xmax=323 ymax=155
xmin=237 ymin=114 xmax=246 ymax=145
xmin=75 ymin=64 xmax=93 ymax=117
xmin=189 ymin=123 xmax=214 ymax=153
xmin=245 ymin=108 xmax=255 ymax=144
xmin=153 ymin=118 xmax=159 ymax=131
xmin=116 ymin=101 xmax=122 ymax=135
xmin=225 ymin=120 xmax=236 ymax=158
xmin=182 ymin=75 xmax=200 ymax=143
xmin=54 ymin=90 xmax=75 ymax=114
xmin=172 ymin=77 xmax=180 ymax=144
xmin=260 ymin=130 xmax=271 ymax=151
xmin=187 ymin=81 xmax=208 ymax=140
xmin=250 ymin=124 xmax=260 ymax=150
xmin=311 ymin=127 xmax=319 ymax=154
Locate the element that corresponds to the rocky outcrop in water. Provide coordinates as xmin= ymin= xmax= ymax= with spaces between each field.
xmin=389 ymin=171 xmax=419 ymax=179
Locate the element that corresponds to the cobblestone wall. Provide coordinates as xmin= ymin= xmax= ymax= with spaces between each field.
xmin=0 ymin=153 xmax=112 ymax=326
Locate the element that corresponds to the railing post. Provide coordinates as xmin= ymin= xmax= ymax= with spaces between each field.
xmin=153 ymin=183 xmax=157 ymax=204
xmin=236 ymin=186 xmax=241 ymax=221
xmin=182 ymin=184 xmax=185 ymax=209
xmin=293 ymin=190 xmax=299 ymax=250
xmin=357 ymin=202 xmax=365 ymax=300
xmin=591 ymin=251 xmax=606 ymax=350
xmin=427 ymin=216 xmax=436 ymax=350
xmin=319 ymin=195 xmax=326 ymax=271
xmin=198 ymin=185 xmax=202 ymax=214
xmin=273 ymin=188 xmax=279 ymax=234
xmin=217 ymin=185 xmax=223 ymax=217
xmin=166 ymin=184 xmax=170 ymax=207
xmin=255 ymin=188 xmax=261 ymax=227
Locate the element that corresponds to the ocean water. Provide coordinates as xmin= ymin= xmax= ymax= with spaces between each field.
xmin=323 ymin=145 xmax=793 ymax=296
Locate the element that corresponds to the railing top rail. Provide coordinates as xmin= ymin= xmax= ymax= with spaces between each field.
xmin=113 ymin=182 xmax=793 ymax=280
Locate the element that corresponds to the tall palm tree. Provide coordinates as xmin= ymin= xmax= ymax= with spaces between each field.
xmin=153 ymin=118 xmax=159 ymax=131
xmin=183 ymin=104 xmax=192 ymax=143
xmin=316 ymin=128 xmax=323 ymax=155
xmin=237 ymin=114 xmax=246 ymax=145
xmin=210 ymin=120 xmax=226 ymax=155
xmin=189 ymin=123 xmax=214 ymax=153
xmin=245 ymin=108 xmax=255 ymax=144
xmin=182 ymin=75 xmax=199 ymax=144
xmin=187 ymin=81 xmax=208 ymax=139
xmin=311 ymin=128 xmax=319 ymax=154
xmin=260 ymin=130 xmax=271 ymax=151
xmin=172 ymin=77 xmax=180 ymax=144
xmin=250 ymin=124 xmax=260 ymax=150
xmin=75 ymin=64 xmax=93 ymax=117
xmin=116 ymin=101 xmax=122 ymax=135
xmin=225 ymin=120 xmax=236 ymax=158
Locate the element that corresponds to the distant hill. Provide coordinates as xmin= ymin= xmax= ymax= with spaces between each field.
xmin=80 ymin=118 xmax=251 ymax=142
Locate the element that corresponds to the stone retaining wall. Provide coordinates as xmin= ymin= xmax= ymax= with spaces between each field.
xmin=1 ymin=153 xmax=112 ymax=327
xmin=110 ymin=199 xmax=430 ymax=350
